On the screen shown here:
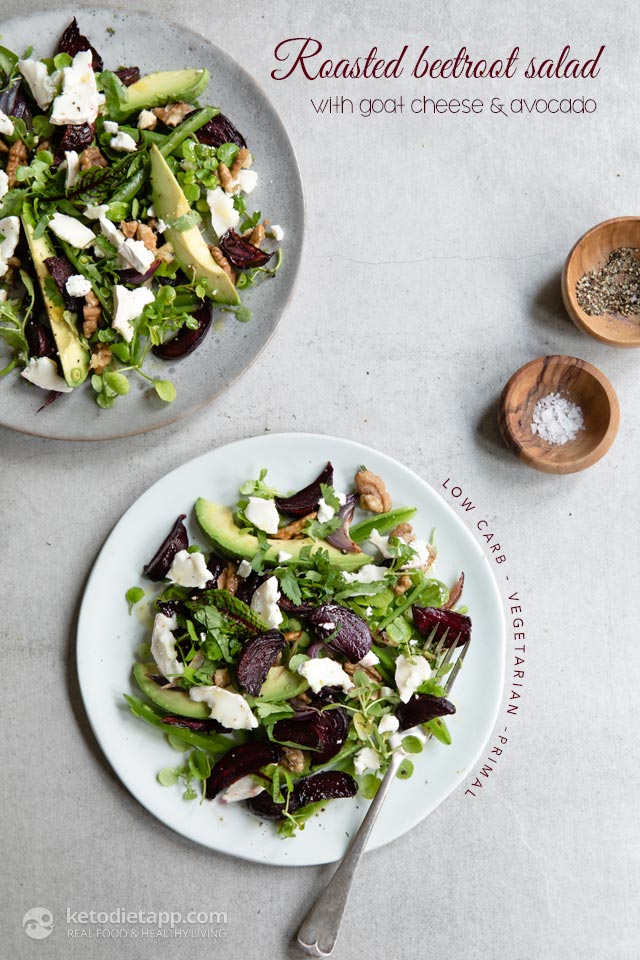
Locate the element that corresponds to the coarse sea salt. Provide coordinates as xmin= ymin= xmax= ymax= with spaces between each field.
xmin=530 ymin=392 xmax=584 ymax=445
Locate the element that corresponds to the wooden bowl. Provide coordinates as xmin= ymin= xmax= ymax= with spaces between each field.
xmin=562 ymin=216 xmax=640 ymax=347
xmin=498 ymin=355 xmax=619 ymax=474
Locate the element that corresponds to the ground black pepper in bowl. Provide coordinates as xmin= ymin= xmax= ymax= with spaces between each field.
xmin=576 ymin=247 xmax=640 ymax=316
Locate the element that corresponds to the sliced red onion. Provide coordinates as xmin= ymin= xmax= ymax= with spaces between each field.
xmin=326 ymin=492 xmax=361 ymax=554
xmin=275 ymin=462 xmax=333 ymax=517
xmin=219 ymin=229 xmax=274 ymax=270
xmin=117 ymin=259 xmax=161 ymax=285
xmin=0 ymin=81 xmax=32 ymax=126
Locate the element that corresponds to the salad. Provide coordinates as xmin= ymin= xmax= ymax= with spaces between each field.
xmin=125 ymin=461 xmax=472 ymax=837
xmin=0 ymin=18 xmax=283 ymax=409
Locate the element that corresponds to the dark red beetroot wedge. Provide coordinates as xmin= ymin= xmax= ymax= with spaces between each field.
xmin=273 ymin=706 xmax=349 ymax=764
xmin=205 ymin=741 xmax=280 ymax=799
xmin=236 ymin=631 xmax=285 ymax=696
xmin=305 ymin=603 xmax=372 ymax=663
xmin=152 ymin=303 xmax=212 ymax=360
xmin=246 ymin=770 xmax=358 ymax=820
xmin=143 ymin=514 xmax=188 ymax=581
xmin=396 ymin=694 xmax=456 ymax=731
xmin=326 ymin=492 xmax=361 ymax=554
xmin=161 ymin=715 xmax=226 ymax=733
xmin=55 ymin=122 xmax=95 ymax=164
xmin=57 ymin=17 xmax=104 ymax=71
xmin=219 ymin=230 xmax=274 ymax=270
xmin=26 ymin=320 xmax=57 ymax=359
xmin=196 ymin=112 xmax=247 ymax=149
xmin=412 ymin=607 xmax=471 ymax=648
xmin=44 ymin=256 xmax=84 ymax=312
xmin=275 ymin=462 xmax=333 ymax=517
xmin=115 ymin=66 xmax=141 ymax=86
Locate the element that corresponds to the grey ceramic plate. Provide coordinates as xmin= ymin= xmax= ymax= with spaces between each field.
xmin=0 ymin=8 xmax=303 ymax=440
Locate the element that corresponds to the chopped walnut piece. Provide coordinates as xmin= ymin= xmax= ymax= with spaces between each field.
xmin=80 ymin=146 xmax=107 ymax=170
xmin=152 ymin=102 xmax=194 ymax=126
xmin=89 ymin=342 xmax=112 ymax=374
xmin=283 ymin=630 xmax=303 ymax=643
xmin=389 ymin=523 xmax=414 ymax=541
xmin=279 ymin=746 xmax=305 ymax=775
xmin=217 ymin=561 xmax=239 ymax=596
xmin=120 ymin=220 xmax=138 ymax=239
xmin=6 ymin=139 xmax=28 ymax=187
xmin=230 ymin=147 xmax=252 ymax=179
xmin=209 ymin=245 xmax=237 ymax=283
xmin=156 ymin=242 xmax=174 ymax=263
xmin=270 ymin=512 xmax=317 ymax=540
xmin=136 ymin=222 xmax=157 ymax=252
xmin=344 ymin=660 xmax=382 ymax=683
xmin=354 ymin=469 xmax=392 ymax=514
xmin=82 ymin=290 xmax=102 ymax=337
xmin=393 ymin=574 xmax=413 ymax=596
xmin=0 ymin=139 xmax=8 ymax=154
xmin=248 ymin=223 xmax=265 ymax=248
xmin=214 ymin=668 xmax=231 ymax=688
xmin=217 ymin=162 xmax=234 ymax=193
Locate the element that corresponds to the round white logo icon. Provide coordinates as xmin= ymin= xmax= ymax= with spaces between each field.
xmin=23 ymin=908 xmax=54 ymax=940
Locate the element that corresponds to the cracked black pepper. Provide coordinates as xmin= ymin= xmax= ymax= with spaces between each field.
xmin=576 ymin=247 xmax=640 ymax=317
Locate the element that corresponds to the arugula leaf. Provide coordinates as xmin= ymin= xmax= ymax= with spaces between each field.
xmin=239 ymin=468 xmax=279 ymax=500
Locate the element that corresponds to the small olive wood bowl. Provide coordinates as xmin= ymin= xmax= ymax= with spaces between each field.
xmin=498 ymin=355 xmax=620 ymax=474
xmin=562 ymin=217 xmax=640 ymax=347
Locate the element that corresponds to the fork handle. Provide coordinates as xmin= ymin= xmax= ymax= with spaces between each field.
xmin=296 ymin=751 xmax=403 ymax=958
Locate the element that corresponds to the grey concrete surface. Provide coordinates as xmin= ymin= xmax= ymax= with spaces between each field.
xmin=2 ymin=1 xmax=639 ymax=958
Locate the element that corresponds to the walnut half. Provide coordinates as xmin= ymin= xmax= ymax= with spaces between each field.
xmin=354 ymin=469 xmax=392 ymax=514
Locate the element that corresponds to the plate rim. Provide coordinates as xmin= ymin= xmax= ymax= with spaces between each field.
xmin=0 ymin=7 xmax=306 ymax=441
xmin=76 ymin=431 xmax=507 ymax=866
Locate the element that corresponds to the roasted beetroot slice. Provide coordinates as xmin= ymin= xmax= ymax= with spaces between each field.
xmin=196 ymin=112 xmax=247 ymax=149
xmin=143 ymin=514 xmax=188 ymax=581
xmin=26 ymin=320 xmax=57 ymax=359
xmin=57 ymin=17 xmax=103 ymax=71
xmin=236 ymin=630 xmax=285 ymax=696
xmin=305 ymin=603 xmax=372 ymax=663
xmin=115 ymin=66 xmax=141 ymax=86
xmin=326 ymin=492 xmax=361 ymax=554
xmin=293 ymin=771 xmax=358 ymax=808
xmin=246 ymin=789 xmax=286 ymax=820
xmin=205 ymin=741 xmax=280 ymax=799
xmin=44 ymin=256 xmax=85 ymax=312
xmin=412 ymin=606 xmax=471 ymax=647
xmin=273 ymin=706 xmax=349 ymax=764
xmin=275 ymin=462 xmax=333 ymax=518
xmin=161 ymin=715 xmax=226 ymax=733
xmin=236 ymin=570 xmax=267 ymax=605
xmin=55 ymin=122 xmax=95 ymax=163
xmin=0 ymin=81 xmax=32 ymax=126
xmin=219 ymin=229 xmax=274 ymax=269
xmin=396 ymin=694 xmax=456 ymax=731
xmin=118 ymin=259 xmax=161 ymax=285
xmin=152 ymin=303 xmax=212 ymax=360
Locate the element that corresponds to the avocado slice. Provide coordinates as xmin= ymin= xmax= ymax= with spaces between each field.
xmin=149 ymin=144 xmax=239 ymax=305
xmin=257 ymin=666 xmax=309 ymax=702
xmin=195 ymin=500 xmax=371 ymax=572
xmin=101 ymin=69 xmax=210 ymax=123
xmin=21 ymin=211 xmax=89 ymax=388
xmin=133 ymin=661 xmax=210 ymax=718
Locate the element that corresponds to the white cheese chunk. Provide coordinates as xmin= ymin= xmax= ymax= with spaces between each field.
xmin=65 ymin=274 xmax=92 ymax=298
xmin=270 ymin=224 xmax=284 ymax=242
xmin=250 ymin=576 xmax=283 ymax=628
xmin=277 ymin=550 xmax=292 ymax=562
xmin=236 ymin=559 xmax=253 ymax=578
xmin=354 ymin=747 xmax=381 ymax=775
xmin=150 ymin=612 xmax=183 ymax=678
xmin=103 ymin=120 xmax=119 ymax=134
xmin=50 ymin=50 xmax=104 ymax=126
xmin=233 ymin=168 xmax=258 ymax=195
xmin=394 ymin=653 xmax=433 ymax=704
xmin=118 ymin=238 xmax=155 ymax=273
xmin=189 ymin=686 xmax=258 ymax=731
xmin=0 ymin=216 xmax=20 ymax=277
xmin=99 ymin=215 xmax=125 ymax=248
xmin=400 ymin=538 xmax=433 ymax=570
xmin=206 ymin=186 xmax=240 ymax=237
xmin=18 ymin=59 xmax=60 ymax=109
xmin=167 ymin=549 xmax=212 ymax=589
xmin=368 ymin=529 xmax=392 ymax=559
xmin=245 ymin=496 xmax=279 ymax=535
xmin=47 ymin=212 xmax=95 ymax=249
xmin=342 ymin=564 xmax=388 ymax=585
xmin=137 ymin=109 xmax=157 ymax=130
xmin=110 ymin=131 xmax=137 ymax=153
xmin=0 ymin=110 xmax=14 ymax=136
xmin=20 ymin=357 xmax=73 ymax=393
xmin=378 ymin=715 xmax=400 ymax=736
xmin=358 ymin=651 xmax=380 ymax=668
xmin=317 ymin=498 xmax=335 ymax=523
xmin=297 ymin=657 xmax=354 ymax=694
xmin=220 ymin=775 xmax=265 ymax=803
xmin=63 ymin=150 xmax=80 ymax=190
xmin=112 ymin=284 xmax=155 ymax=342
xmin=84 ymin=203 xmax=110 ymax=220
xmin=0 ymin=169 xmax=8 ymax=200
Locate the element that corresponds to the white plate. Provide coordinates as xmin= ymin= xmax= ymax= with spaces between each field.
xmin=77 ymin=434 xmax=506 ymax=866
xmin=0 ymin=9 xmax=303 ymax=440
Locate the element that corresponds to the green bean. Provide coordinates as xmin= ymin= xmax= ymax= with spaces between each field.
xmin=159 ymin=106 xmax=218 ymax=157
xmin=377 ymin=579 xmax=433 ymax=631
xmin=110 ymin=159 xmax=149 ymax=205
xmin=350 ymin=506 xmax=417 ymax=543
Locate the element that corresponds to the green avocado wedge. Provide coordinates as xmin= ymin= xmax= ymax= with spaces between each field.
xmin=100 ymin=68 xmax=210 ymax=123
xmin=149 ymin=144 xmax=239 ymax=305
xmin=21 ymin=210 xmax=89 ymax=388
xmin=195 ymin=500 xmax=372 ymax=572
xmin=133 ymin=661 xmax=209 ymax=719
xmin=256 ymin=666 xmax=309 ymax=702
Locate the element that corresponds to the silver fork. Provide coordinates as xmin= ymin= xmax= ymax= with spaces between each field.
xmin=296 ymin=629 xmax=471 ymax=958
